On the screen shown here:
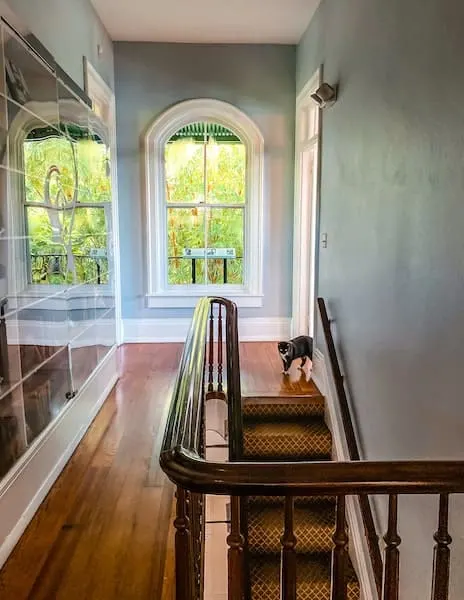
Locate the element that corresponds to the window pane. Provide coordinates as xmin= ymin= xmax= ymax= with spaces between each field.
xmin=24 ymin=133 xmax=76 ymax=205
xmin=165 ymin=139 xmax=204 ymax=204
xmin=206 ymin=141 xmax=246 ymax=205
xmin=206 ymin=208 xmax=244 ymax=285
xmin=75 ymin=136 xmax=112 ymax=204
xmin=26 ymin=206 xmax=109 ymax=285
xmin=167 ymin=207 xmax=206 ymax=285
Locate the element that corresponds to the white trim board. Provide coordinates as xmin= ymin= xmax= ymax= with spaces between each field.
xmin=291 ymin=66 xmax=323 ymax=339
xmin=123 ymin=317 xmax=291 ymax=343
xmin=84 ymin=59 xmax=123 ymax=346
xmin=0 ymin=347 xmax=119 ymax=569
xmin=312 ymin=348 xmax=379 ymax=600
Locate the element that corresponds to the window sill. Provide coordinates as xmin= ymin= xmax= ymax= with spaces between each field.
xmin=146 ymin=291 xmax=264 ymax=309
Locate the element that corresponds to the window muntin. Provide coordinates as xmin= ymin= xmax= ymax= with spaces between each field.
xmin=23 ymin=125 xmax=111 ymax=285
xmin=164 ymin=122 xmax=246 ymax=286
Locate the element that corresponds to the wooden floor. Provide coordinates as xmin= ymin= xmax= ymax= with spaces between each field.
xmin=0 ymin=342 xmax=317 ymax=600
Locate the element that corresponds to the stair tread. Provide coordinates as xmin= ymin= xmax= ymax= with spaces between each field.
xmin=249 ymin=553 xmax=360 ymax=600
xmin=248 ymin=502 xmax=335 ymax=554
xmin=243 ymin=396 xmax=324 ymax=419
xmin=243 ymin=419 xmax=332 ymax=460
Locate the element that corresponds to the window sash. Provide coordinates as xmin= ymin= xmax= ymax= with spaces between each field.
xmin=165 ymin=205 xmax=245 ymax=287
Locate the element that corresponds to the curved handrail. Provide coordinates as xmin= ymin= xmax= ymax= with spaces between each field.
xmin=161 ymin=296 xmax=243 ymax=459
xmin=160 ymin=296 xmax=464 ymax=496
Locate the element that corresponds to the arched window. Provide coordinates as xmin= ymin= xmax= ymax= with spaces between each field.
xmin=7 ymin=97 xmax=112 ymax=297
xmin=145 ymin=99 xmax=264 ymax=308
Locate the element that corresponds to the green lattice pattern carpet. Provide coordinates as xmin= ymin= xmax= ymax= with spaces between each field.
xmin=243 ymin=396 xmax=360 ymax=599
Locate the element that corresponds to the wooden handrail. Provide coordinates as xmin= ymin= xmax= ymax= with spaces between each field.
xmin=317 ymin=297 xmax=384 ymax=595
xmin=160 ymin=449 xmax=464 ymax=495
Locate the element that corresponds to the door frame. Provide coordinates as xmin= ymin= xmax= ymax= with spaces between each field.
xmin=291 ymin=67 xmax=323 ymax=339
xmin=84 ymin=59 xmax=123 ymax=345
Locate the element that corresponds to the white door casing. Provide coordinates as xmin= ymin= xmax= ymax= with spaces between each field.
xmin=292 ymin=68 xmax=322 ymax=338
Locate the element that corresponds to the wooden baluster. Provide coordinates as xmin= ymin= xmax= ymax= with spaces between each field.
xmin=280 ymin=496 xmax=297 ymax=600
xmin=383 ymin=495 xmax=401 ymax=600
xmin=217 ymin=304 xmax=223 ymax=393
xmin=227 ymin=496 xmax=245 ymax=600
xmin=431 ymin=494 xmax=452 ymax=600
xmin=190 ymin=492 xmax=204 ymax=599
xmin=208 ymin=304 xmax=214 ymax=393
xmin=331 ymin=495 xmax=348 ymax=600
xmin=174 ymin=487 xmax=194 ymax=600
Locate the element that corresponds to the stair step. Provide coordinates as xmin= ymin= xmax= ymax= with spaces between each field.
xmin=249 ymin=553 xmax=360 ymax=600
xmin=243 ymin=396 xmax=325 ymax=420
xmin=248 ymin=502 xmax=335 ymax=554
xmin=248 ymin=495 xmax=336 ymax=507
xmin=243 ymin=419 xmax=332 ymax=460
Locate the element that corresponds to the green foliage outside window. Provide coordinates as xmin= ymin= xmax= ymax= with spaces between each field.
xmin=23 ymin=134 xmax=111 ymax=284
xmin=165 ymin=134 xmax=246 ymax=285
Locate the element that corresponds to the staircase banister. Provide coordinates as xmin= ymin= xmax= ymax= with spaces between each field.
xmin=318 ymin=297 xmax=384 ymax=594
xmin=159 ymin=448 xmax=464 ymax=496
xmin=161 ymin=296 xmax=241 ymax=456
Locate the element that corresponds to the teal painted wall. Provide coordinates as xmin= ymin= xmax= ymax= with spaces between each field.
xmin=114 ymin=42 xmax=296 ymax=320
xmin=297 ymin=1 xmax=464 ymax=596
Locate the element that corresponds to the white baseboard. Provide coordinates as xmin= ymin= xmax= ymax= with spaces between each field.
xmin=122 ymin=317 xmax=291 ymax=343
xmin=313 ymin=348 xmax=379 ymax=600
xmin=0 ymin=347 xmax=119 ymax=569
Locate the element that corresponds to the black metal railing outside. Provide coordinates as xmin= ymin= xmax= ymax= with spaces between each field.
xmin=30 ymin=254 xmax=109 ymax=285
xmin=168 ymin=256 xmax=243 ymax=284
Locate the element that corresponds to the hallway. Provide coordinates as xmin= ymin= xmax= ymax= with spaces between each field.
xmin=0 ymin=343 xmax=317 ymax=599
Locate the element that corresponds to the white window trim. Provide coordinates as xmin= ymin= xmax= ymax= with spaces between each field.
xmin=144 ymin=98 xmax=264 ymax=308
xmin=84 ymin=58 xmax=123 ymax=344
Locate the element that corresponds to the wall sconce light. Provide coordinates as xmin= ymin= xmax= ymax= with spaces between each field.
xmin=310 ymin=83 xmax=338 ymax=109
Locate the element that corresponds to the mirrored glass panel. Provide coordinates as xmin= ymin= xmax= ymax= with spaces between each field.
xmin=3 ymin=24 xmax=57 ymax=117
xmin=68 ymin=284 xmax=97 ymax=393
xmin=0 ymin=387 xmax=26 ymax=478
xmin=15 ymin=291 xmax=69 ymax=382
xmin=69 ymin=325 xmax=98 ymax=393
xmin=0 ymin=14 xmax=116 ymax=483
xmin=96 ymin=307 xmax=115 ymax=364
xmin=23 ymin=345 xmax=71 ymax=445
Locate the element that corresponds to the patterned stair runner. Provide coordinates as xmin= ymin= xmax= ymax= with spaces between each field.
xmin=242 ymin=394 xmax=360 ymax=599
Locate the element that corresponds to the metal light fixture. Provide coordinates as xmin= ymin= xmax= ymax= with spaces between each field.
xmin=310 ymin=83 xmax=338 ymax=109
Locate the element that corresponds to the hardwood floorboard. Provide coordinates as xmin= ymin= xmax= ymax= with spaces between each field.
xmin=240 ymin=341 xmax=318 ymax=396
xmin=0 ymin=344 xmax=182 ymax=600
xmin=0 ymin=341 xmax=319 ymax=600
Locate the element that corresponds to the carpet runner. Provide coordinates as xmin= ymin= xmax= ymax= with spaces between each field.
xmin=242 ymin=394 xmax=360 ymax=599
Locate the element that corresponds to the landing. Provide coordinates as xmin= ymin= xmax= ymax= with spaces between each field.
xmin=240 ymin=342 xmax=320 ymax=397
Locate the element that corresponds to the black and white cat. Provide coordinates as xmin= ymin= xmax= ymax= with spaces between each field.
xmin=278 ymin=336 xmax=313 ymax=375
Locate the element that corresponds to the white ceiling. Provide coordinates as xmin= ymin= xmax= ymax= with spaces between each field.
xmin=91 ymin=0 xmax=321 ymax=44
